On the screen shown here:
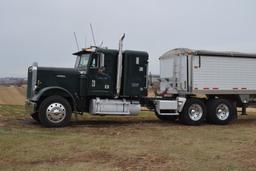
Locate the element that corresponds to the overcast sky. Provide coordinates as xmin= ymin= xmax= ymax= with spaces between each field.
xmin=0 ymin=0 xmax=256 ymax=77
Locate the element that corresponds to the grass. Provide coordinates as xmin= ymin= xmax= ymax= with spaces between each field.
xmin=0 ymin=105 xmax=256 ymax=170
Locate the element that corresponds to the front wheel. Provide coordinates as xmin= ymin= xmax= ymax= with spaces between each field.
xmin=179 ymin=98 xmax=206 ymax=125
xmin=38 ymin=96 xmax=72 ymax=127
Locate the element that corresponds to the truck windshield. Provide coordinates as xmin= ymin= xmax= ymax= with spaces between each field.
xmin=75 ymin=54 xmax=90 ymax=69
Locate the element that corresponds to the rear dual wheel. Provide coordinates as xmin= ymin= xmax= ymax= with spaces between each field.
xmin=153 ymin=98 xmax=236 ymax=125
xmin=206 ymin=99 xmax=237 ymax=125
xmin=179 ymin=98 xmax=206 ymax=125
xmin=180 ymin=98 xmax=236 ymax=125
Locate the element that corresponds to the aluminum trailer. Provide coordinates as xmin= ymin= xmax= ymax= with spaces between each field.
xmin=154 ymin=48 xmax=256 ymax=125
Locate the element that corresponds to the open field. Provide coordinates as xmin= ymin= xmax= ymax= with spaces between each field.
xmin=0 ymin=105 xmax=256 ymax=171
xmin=0 ymin=85 xmax=26 ymax=105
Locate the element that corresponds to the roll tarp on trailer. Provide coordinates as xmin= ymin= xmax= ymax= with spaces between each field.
xmin=160 ymin=48 xmax=256 ymax=59
xmin=194 ymin=50 xmax=256 ymax=58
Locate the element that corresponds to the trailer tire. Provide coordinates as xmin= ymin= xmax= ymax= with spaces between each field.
xmin=179 ymin=98 xmax=206 ymax=125
xmin=38 ymin=96 xmax=72 ymax=127
xmin=206 ymin=99 xmax=236 ymax=125
xmin=154 ymin=111 xmax=178 ymax=122
xmin=31 ymin=112 xmax=40 ymax=123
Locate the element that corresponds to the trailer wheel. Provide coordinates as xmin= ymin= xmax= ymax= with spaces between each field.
xmin=38 ymin=96 xmax=72 ymax=127
xmin=207 ymin=99 xmax=236 ymax=125
xmin=154 ymin=110 xmax=178 ymax=122
xmin=31 ymin=112 xmax=40 ymax=123
xmin=179 ymin=98 xmax=206 ymax=125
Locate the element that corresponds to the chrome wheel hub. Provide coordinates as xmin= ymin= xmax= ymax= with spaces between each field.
xmin=46 ymin=103 xmax=66 ymax=123
xmin=216 ymin=104 xmax=229 ymax=121
xmin=188 ymin=104 xmax=203 ymax=121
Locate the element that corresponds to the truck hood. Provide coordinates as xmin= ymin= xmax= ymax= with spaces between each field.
xmin=35 ymin=67 xmax=80 ymax=93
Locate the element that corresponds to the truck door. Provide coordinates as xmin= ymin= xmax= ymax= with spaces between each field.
xmin=87 ymin=53 xmax=113 ymax=96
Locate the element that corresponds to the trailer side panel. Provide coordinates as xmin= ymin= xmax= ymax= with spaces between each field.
xmin=192 ymin=56 xmax=256 ymax=93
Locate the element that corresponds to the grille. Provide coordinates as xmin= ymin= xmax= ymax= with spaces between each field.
xmin=26 ymin=66 xmax=33 ymax=99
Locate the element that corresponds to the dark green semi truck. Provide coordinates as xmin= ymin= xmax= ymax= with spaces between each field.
xmin=25 ymin=34 xmax=157 ymax=127
xmin=26 ymin=34 xmax=255 ymax=127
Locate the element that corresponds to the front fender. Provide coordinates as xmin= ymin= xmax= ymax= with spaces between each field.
xmin=31 ymin=86 xmax=77 ymax=107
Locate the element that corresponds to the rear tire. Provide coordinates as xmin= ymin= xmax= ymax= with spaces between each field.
xmin=38 ymin=96 xmax=72 ymax=127
xmin=179 ymin=98 xmax=206 ymax=125
xmin=206 ymin=99 xmax=236 ymax=125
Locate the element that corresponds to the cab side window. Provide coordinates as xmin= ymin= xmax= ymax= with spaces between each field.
xmin=90 ymin=55 xmax=99 ymax=68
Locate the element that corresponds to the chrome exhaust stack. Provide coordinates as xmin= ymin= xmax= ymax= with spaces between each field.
xmin=115 ymin=33 xmax=125 ymax=97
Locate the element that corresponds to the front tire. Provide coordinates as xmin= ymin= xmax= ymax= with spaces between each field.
xmin=38 ymin=96 xmax=72 ymax=127
xmin=179 ymin=98 xmax=206 ymax=125
xmin=206 ymin=99 xmax=236 ymax=125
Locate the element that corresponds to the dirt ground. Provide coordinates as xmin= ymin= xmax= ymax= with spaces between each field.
xmin=0 ymin=105 xmax=256 ymax=171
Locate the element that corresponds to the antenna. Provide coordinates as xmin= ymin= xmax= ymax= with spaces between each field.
xmin=90 ymin=23 xmax=96 ymax=46
xmin=100 ymin=40 xmax=103 ymax=47
xmin=73 ymin=32 xmax=80 ymax=51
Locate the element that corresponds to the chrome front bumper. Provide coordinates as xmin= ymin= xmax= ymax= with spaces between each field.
xmin=25 ymin=99 xmax=37 ymax=115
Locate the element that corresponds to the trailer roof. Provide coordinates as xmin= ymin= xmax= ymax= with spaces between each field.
xmin=160 ymin=48 xmax=256 ymax=59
